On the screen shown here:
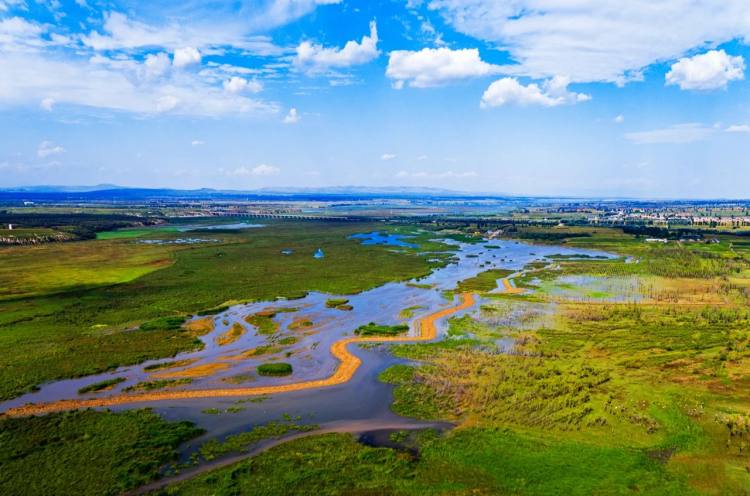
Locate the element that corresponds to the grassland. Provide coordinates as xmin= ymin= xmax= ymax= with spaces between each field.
xmin=0 ymin=220 xmax=449 ymax=400
xmin=0 ymin=409 xmax=203 ymax=496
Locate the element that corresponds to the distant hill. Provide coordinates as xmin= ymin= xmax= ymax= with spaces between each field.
xmin=0 ymin=185 xmax=511 ymax=201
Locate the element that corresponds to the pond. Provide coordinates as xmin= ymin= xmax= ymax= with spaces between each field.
xmin=349 ymin=231 xmax=418 ymax=248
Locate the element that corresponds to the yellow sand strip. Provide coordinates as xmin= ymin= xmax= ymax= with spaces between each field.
xmin=3 ymin=293 xmax=476 ymax=418
xmin=501 ymin=278 xmax=526 ymax=294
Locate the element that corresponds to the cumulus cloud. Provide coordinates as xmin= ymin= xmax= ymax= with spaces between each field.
xmin=425 ymin=0 xmax=750 ymax=84
xmin=381 ymin=153 xmax=397 ymax=161
xmin=624 ymin=123 xmax=716 ymax=144
xmin=295 ymin=20 xmax=379 ymax=74
xmin=37 ymin=140 xmax=65 ymax=158
xmin=223 ymin=76 xmax=263 ymax=94
xmin=481 ymin=76 xmax=590 ymax=108
xmin=665 ymin=50 xmax=745 ymax=90
xmin=191 ymin=140 xmax=205 ymax=146
xmin=173 ymin=47 xmax=201 ymax=68
xmin=283 ymin=108 xmax=300 ymax=124
xmin=386 ymin=47 xmax=498 ymax=88
xmin=614 ymin=115 xmax=625 ymax=124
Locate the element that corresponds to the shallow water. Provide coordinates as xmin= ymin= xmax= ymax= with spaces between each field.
xmin=0 ymin=236 xmax=615 ymax=458
xmin=177 ymin=222 xmax=264 ymax=231
xmin=546 ymin=274 xmax=642 ymax=302
xmin=137 ymin=238 xmax=219 ymax=245
xmin=350 ymin=231 xmax=418 ymax=248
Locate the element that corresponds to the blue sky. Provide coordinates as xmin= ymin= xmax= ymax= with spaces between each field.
xmin=1 ymin=0 xmax=750 ymax=198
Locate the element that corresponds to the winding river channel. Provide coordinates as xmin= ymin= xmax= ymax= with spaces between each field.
xmin=0 ymin=234 xmax=615 ymax=468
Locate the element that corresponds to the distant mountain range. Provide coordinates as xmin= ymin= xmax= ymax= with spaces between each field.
xmin=0 ymin=185 xmax=513 ymax=201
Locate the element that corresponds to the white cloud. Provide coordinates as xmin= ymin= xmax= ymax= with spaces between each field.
xmin=295 ymin=20 xmax=379 ymax=74
xmin=614 ymin=114 xmax=625 ymax=124
xmin=251 ymin=164 xmax=280 ymax=176
xmin=223 ymin=76 xmax=263 ymax=94
xmin=726 ymin=124 xmax=750 ymax=133
xmin=155 ymin=95 xmax=180 ymax=112
xmin=143 ymin=52 xmax=171 ymax=78
xmin=250 ymin=0 xmax=342 ymax=33
xmin=80 ymin=10 xmax=288 ymax=53
xmin=0 ymin=1 xmax=25 ymax=12
xmin=283 ymin=107 xmax=300 ymax=124
xmin=173 ymin=47 xmax=201 ymax=68
xmin=228 ymin=164 xmax=280 ymax=176
xmin=386 ymin=47 xmax=498 ymax=88
xmin=0 ymin=16 xmax=46 ymax=52
xmin=396 ymin=170 xmax=477 ymax=178
xmin=624 ymin=123 xmax=715 ymax=144
xmin=40 ymin=97 xmax=55 ymax=111
xmin=191 ymin=140 xmax=205 ymax=146
xmin=37 ymin=140 xmax=65 ymax=158
xmin=425 ymin=0 xmax=750 ymax=84
xmin=481 ymin=76 xmax=590 ymax=108
xmin=0 ymin=51 xmax=279 ymax=117
xmin=416 ymin=154 xmax=428 ymax=161
xmin=381 ymin=153 xmax=397 ymax=161
xmin=665 ymin=50 xmax=745 ymax=90
xmin=83 ymin=12 xmax=181 ymax=51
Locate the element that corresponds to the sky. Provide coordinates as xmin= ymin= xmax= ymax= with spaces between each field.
xmin=1 ymin=0 xmax=750 ymax=198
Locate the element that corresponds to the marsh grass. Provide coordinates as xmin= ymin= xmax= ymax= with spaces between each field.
xmin=123 ymin=378 xmax=192 ymax=392
xmin=0 ymin=409 xmax=203 ymax=496
xmin=256 ymin=362 xmax=292 ymax=376
xmin=354 ymin=322 xmax=409 ymax=336
xmin=77 ymin=377 xmax=126 ymax=394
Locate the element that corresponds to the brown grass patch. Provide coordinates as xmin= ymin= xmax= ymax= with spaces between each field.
xmin=289 ymin=317 xmax=314 ymax=331
xmin=153 ymin=362 xmax=231 ymax=378
xmin=184 ymin=317 xmax=215 ymax=336
xmin=215 ymin=322 xmax=246 ymax=346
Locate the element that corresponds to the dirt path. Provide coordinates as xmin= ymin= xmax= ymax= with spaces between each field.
xmin=2 ymin=293 xmax=477 ymax=418
xmin=129 ymin=418 xmax=453 ymax=495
